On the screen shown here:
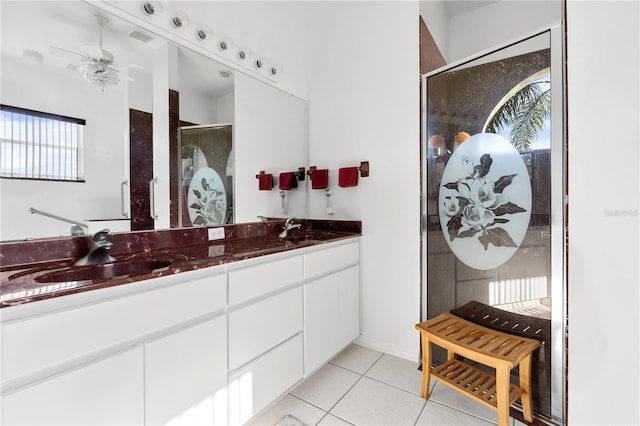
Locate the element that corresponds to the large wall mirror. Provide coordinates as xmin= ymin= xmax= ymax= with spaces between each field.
xmin=0 ymin=0 xmax=307 ymax=241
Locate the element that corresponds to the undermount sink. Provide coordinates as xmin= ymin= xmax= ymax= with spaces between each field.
xmin=34 ymin=260 xmax=173 ymax=284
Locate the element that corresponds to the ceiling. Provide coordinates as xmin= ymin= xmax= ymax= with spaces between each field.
xmin=0 ymin=1 xmax=234 ymax=97
xmin=443 ymin=1 xmax=499 ymax=17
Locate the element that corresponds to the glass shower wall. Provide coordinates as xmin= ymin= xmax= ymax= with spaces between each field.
xmin=421 ymin=30 xmax=565 ymax=423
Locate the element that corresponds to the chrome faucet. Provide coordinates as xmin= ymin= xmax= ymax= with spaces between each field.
xmin=75 ymin=229 xmax=116 ymax=266
xmin=278 ymin=217 xmax=302 ymax=238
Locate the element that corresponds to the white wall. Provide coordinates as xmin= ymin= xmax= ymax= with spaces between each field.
xmin=234 ymin=73 xmax=307 ymax=223
xmin=305 ymin=1 xmax=421 ymax=360
xmin=566 ymin=1 xmax=639 ymax=424
xmin=447 ymin=1 xmax=562 ymax=63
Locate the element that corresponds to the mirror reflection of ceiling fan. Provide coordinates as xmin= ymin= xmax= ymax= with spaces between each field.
xmin=49 ymin=15 xmax=140 ymax=91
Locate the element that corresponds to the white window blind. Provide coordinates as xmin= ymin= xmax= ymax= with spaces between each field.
xmin=0 ymin=105 xmax=85 ymax=181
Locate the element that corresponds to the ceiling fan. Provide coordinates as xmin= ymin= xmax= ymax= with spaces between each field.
xmin=49 ymin=15 xmax=139 ymax=90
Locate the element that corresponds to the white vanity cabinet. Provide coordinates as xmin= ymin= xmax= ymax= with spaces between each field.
xmin=303 ymin=241 xmax=360 ymax=374
xmin=1 ymin=237 xmax=361 ymax=426
xmin=1 ymin=267 xmax=227 ymax=426
xmin=2 ymin=346 xmax=144 ymax=425
xmin=227 ymin=255 xmax=305 ymax=424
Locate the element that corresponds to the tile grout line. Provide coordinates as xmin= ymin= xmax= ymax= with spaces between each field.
xmin=313 ymin=352 xmax=386 ymax=425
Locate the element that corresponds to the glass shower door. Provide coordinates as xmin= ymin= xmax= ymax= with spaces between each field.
xmin=421 ymin=29 xmax=565 ymax=424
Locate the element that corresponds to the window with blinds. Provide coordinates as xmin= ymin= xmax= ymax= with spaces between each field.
xmin=0 ymin=105 xmax=85 ymax=181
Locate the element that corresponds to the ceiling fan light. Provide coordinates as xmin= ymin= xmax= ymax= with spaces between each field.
xmin=77 ymin=62 xmax=120 ymax=90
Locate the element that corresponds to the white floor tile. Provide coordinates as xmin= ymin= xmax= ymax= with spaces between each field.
xmin=329 ymin=344 xmax=383 ymax=375
xmin=317 ymin=413 xmax=354 ymax=426
xmin=426 ymin=382 xmax=499 ymax=424
xmin=247 ymin=394 xmax=326 ymax=426
xmin=416 ymin=400 xmax=496 ymax=425
xmin=291 ymin=364 xmax=361 ymax=411
xmin=331 ymin=377 xmax=426 ymax=426
xmin=365 ymin=354 xmax=424 ymax=396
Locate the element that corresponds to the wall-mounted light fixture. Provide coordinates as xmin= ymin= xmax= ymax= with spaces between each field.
xmin=269 ymin=64 xmax=282 ymax=76
xmin=217 ymin=38 xmax=233 ymax=52
xmin=170 ymin=11 xmax=189 ymax=28
xmin=138 ymin=1 xmax=281 ymax=79
xmin=254 ymin=57 xmax=268 ymax=70
xmin=195 ymin=25 xmax=212 ymax=40
xmin=236 ymin=48 xmax=251 ymax=61
xmin=141 ymin=1 xmax=162 ymax=16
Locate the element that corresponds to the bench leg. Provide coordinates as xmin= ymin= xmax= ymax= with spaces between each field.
xmin=519 ymin=353 xmax=534 ymax=422
xmin=420 ymin=333 xmax=432 ymax=398
xmin=496 ymin=365 xmax=510 ymax=426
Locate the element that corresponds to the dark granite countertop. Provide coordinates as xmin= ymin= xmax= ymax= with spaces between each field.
xmin=0 ymin=219 xmax=361 ymax=308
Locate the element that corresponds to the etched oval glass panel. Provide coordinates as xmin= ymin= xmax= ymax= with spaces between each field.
xmin=438 ymin=133 xmax=532 ymax=270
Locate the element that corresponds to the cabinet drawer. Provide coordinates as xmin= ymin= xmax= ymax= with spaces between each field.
xmin=2 ymin=346 xmax=144 ymax=425
xmin=229 ymin=333 xmax=303 ymax=425
xmin=228 ymin=286 xmax=302 ymax=370
xmin=304 ymin=241 xmax=359 ymax=280
xmin=228 ymin=255 xmax=302 ymax=305
xmin=2 ymin=271 xmax=226 ymax=382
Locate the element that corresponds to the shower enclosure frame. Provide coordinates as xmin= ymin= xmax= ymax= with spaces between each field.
xmin=419 ymin=26 xmax=567 ymax=425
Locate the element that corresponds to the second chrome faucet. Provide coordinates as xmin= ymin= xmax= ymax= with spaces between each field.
xmin=278 ymin=217 xmax=301 ymax=238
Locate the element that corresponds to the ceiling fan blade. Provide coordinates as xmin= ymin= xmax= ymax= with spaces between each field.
xmin=110 ymin=62 xmax=142 ymax=71
xmin=49 ymin=46 xmax=84 ymax=60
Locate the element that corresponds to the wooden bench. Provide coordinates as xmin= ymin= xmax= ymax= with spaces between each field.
xmin=450 ymin=300 xmax=551 ymax=394
xmin=415 ymin=313 xmax=540 ymax=426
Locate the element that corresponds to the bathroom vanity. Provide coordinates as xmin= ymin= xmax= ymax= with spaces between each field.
xmin=0 ymin=220 xmax=361 ymax=425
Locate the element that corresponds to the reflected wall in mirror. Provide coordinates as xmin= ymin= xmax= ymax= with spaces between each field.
xmin=0 ymin=0 xmax=308 ymax=241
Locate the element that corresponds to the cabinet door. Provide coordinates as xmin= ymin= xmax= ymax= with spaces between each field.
xmin=145 ymin=316 xmax=228 ymax=426
xmin=2 ymin=346 xmax=144 ymax=425
xmin=305 ymin=266 xmax=360 ymax=374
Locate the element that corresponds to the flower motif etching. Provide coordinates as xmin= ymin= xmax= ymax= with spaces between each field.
xmin=441 ymin=152 xmax=527 ymax=250
xmin=187 ymin=167 xmax=227 ymax=226
xmin=190 ymin=177 xmax=226 ymax=226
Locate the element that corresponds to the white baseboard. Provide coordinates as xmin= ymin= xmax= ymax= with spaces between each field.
xmin=354 ymin=334 xmax=420 ymax=363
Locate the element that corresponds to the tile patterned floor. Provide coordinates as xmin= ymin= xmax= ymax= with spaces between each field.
xmin=248 ymin=344 xmax=530 ymax=426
